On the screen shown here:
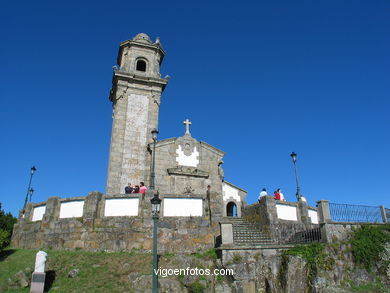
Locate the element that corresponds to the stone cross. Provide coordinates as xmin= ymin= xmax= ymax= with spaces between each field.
xmin=34 ymin=251 xmax=48 ymax=273
xmin=183 ymin=119 xmax=192 ymax=135
xmin=31 ymin=251 xmax=47 ymax=293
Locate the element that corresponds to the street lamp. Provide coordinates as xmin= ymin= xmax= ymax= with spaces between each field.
xmin=23 ymin=166 xmax=37 ymax=212
xmin=150 ymin=128 xmax=159 ymax=190
xmin=290 ymin=152 xmax=302 ymax=201
xmin=151 ymin=191 xmax=161 ymax=293
xmin=29 ymin=188 xmax=34 ymax=202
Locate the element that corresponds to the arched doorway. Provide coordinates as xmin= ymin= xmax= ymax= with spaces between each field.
xmin=226 ymin=202 xmax=237 ymax=217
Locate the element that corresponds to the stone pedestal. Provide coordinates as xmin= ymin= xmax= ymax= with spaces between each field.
xmin=30 ymin=272 xmax=45 ymax=293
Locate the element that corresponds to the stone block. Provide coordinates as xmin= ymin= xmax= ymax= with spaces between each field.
xmin=30 ymin=272 xmax=45 ymax=293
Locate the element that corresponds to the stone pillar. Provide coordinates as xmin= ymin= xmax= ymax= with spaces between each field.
xmin=260 ymin=196 xmax=279 ymax=225
xmin=83 ymin=192 xmax=102 ymax=228
xmin=297 ymin=200 xmax=311 ymax=226
xmin=83 ymin=192 xmax=102 ymax=219
xmin=220 ymin=222 xmax=233 ymax=245
xmin=317 ymin=200 xmax=331 ymax=224
xmin=41 ymin=197 xmax=60 ymax=229
xmin=380 ymin=205 xmax=388 ymax=223
xmin=24 ymin=203 xmax=34 ymax=221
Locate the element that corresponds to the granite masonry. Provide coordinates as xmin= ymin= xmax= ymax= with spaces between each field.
xmin=11 ymin=33 xmax=247 ymax=253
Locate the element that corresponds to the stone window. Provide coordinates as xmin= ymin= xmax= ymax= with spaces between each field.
xmin=136 ymin=59 xmax=147 ymax=72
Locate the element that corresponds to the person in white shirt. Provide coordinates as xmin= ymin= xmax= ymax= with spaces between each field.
xmin=258 ymin=188 xmax=268 ymax=202
xmin=278 ymin=188 xmax=287 ymax=201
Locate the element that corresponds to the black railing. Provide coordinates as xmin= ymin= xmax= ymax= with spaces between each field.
xmin=329 ymin=203 xmax=383 ymax=223
xmin=264 ymin=223 xmax=322 ymax=245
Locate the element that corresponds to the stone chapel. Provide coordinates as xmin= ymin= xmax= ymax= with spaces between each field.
xmin=11 ymin=33 xmax=247 ymax=252
xmin=105 ymin=33 xmax=247 ymax=220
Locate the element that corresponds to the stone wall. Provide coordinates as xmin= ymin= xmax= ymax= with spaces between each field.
xmin=11 ymin=191 xmax=215 ymax=253
xmin=219 ymin=242 xmax=389 ymax=293
xmin=242 ymin=196 xmax=318 ymax=227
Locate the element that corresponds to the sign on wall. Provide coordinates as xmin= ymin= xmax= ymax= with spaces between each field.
xmin=104 ymin=198 xmax=139 ymax=216
xmin=59 ymin=201 xmax=84 ymax=218
xmin=163 ymin=198 xmax=203 ymax=217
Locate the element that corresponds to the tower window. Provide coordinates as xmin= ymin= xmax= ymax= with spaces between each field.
xmin=136 ymin=60 xmax=147 ymax=72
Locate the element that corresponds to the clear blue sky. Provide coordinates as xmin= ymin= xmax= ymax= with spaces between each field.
xmin=1 ymin=1 xmax=389 ymax=216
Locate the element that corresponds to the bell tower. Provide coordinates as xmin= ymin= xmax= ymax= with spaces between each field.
xmin=106 ymin=33 xmax=169 ymax=194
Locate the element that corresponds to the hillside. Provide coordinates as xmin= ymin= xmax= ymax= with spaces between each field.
xmin=0 ymin=248 xmax=221 ymax=293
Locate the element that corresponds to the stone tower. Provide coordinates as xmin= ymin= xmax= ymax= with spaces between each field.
xmin=106 ymin=33 xmax=169 ymax=194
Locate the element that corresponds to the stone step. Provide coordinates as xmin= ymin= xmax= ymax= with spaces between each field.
xmin=223 ymin=217 xmax=274 ymax=246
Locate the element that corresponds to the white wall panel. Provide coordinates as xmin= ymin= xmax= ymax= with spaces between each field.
xmin=163 ymin=198 xmax=202 ymax=217
xmin=32 ymin=206 xmax=46 ymax=221
xmin=59 ymin=201 xmax=84 ymax=218
xmin=308 ymin=210 xmax=319 ymax=224
xmin=276 ymin=204 xmax=298 ymax=221
xmin=104 ymin=198 xmax=139 ymax=216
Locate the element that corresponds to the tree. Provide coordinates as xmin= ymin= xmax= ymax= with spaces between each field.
xmin=0 ymin=202 xmax=17 ymax=250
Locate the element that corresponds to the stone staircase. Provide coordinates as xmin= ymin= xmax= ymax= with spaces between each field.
xmin=226 ymin=217 xmax=275 ymax=247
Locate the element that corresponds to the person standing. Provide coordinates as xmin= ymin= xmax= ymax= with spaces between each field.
xmin=274 ymin=189 xmax=281 ymax=200
xmin=278 ymin=188 xmax=286 ymax=201
xmin=139 ymin=182 xmax=147 ymax=194
xmin=258 ymin=188 xmax=268 ymax=202
xmin=125 ymin=183 xmax=133 ymax=194
xmin=132 ymin=185 xmax=140 ymax=193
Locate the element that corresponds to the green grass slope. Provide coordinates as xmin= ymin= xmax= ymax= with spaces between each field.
xmin=0 ymin=249 xmax=153 ymax=292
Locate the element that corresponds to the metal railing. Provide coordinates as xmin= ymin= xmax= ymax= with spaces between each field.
xmin=264 ymin=223 xmax=322 ymax=245
xmin=329 ymin=203 xmax=383 ymax=223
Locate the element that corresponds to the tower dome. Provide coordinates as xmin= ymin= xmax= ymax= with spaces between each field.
xmin=133 ymin=33 xmax=152 ymax=44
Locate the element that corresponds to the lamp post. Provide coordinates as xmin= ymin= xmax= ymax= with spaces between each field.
xmin=29 ymin=188 xmax=34 ymax=202
xmin=23 ymin=166 xmax=37 ymax=211
xmin=150 ymin=128 xmax=158 ymax=190
xmin=290 ymin=152 xmax=302 ymax=201
xmin=151 ymin=191 xmax=161 ymax=293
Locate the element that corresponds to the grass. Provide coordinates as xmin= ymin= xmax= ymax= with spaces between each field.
xmin=0 ymin=248 xmax=153 ymax=293
xmin=190 ymin=248 xmax=217 ymax=260
xmin=0 ymin=248 xmax=223 ymax=292
xmin=346 ymin=279 xmax=387 ymax=293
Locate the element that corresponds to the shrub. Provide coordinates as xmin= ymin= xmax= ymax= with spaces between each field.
xmin=187 ymin=281 xmax=206 ymax=293
xmin=0 ymin=202 xmax=16 ymax=251
xmin=0 ymin=229 xmax=9 ymax=251
xmin=350 ymin=225 xmax=390 ymax=271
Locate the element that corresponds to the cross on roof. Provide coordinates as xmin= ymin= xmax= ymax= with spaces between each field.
xmin=183 ymin=119 xmax=192 ymax=135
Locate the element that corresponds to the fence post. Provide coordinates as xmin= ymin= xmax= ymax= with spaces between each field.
xmin=380 ymin=205 xmax=387 ymax=223
xmin=298 ymin=200 xmax=311 ymax=226
xmin=317 ymin=200 xmax=331 ymax=224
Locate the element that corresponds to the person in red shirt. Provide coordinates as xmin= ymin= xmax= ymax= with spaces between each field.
xmin=274 ymin=190 xmax=281 ymax=200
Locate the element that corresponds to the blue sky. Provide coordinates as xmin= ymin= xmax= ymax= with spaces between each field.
xmin=1 ymin=0 xmax=389 ymax=216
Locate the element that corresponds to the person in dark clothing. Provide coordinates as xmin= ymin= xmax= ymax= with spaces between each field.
xmin=132 ymin=185 xmax=140 ymax=193
xmin=125 ymin=183 xmax=133 ymax=194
